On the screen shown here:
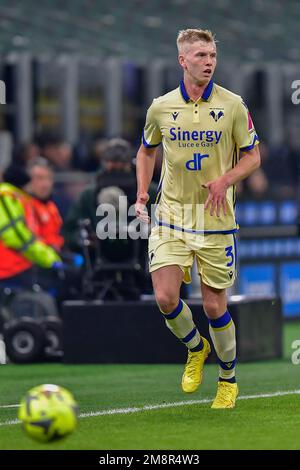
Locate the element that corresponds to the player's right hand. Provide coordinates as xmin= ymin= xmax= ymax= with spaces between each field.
xmin=135 ymin=192 xmax=150 ymax=223
xmin=202 ymin=176 xmax=229 ymax=217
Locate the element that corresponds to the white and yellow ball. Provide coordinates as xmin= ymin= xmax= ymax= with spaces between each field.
xmin=18 ymin=384 xmax=78 ymax=442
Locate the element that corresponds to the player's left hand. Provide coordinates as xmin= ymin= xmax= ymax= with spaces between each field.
xmin=202 ymin=176 xmax=230 ymax=217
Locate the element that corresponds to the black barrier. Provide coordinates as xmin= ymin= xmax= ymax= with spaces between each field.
xmin=62 ymin=296 xmax=283 ymax=364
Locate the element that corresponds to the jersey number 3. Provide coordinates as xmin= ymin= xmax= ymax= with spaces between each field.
xmin=225 ymin=245 xmax=234 ymax=267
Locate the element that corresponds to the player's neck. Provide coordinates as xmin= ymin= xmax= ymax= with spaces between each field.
xmin=183 ymin=77 xmax=209 ymax=102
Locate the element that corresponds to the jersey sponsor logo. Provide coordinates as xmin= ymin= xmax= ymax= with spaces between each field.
xmin=172 ymin=111 xmax=179 ymax=121
xmin=209 ymin=110 xmax=224 ymax=122
xmin=170 ymin=127 xmax=222 ymax=144
xmin=185 ymin=153 xmax=209 ymax=171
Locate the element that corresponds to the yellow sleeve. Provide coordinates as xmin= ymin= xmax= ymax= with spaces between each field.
xmin=233 ymin=99 xmax=259 ymax=151
xmin=142 ymin=99 xmax=162 ymax=148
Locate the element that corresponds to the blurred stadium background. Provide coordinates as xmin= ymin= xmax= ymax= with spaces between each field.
xmin=0 ymin=0 xmax=300 ymax=451
xmin=0 ymin=1 xmax=299 ymax=359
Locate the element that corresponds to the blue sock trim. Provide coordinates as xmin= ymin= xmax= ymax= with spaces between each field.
xmin=209 ymin=310 xmax=232 ymax=329
xmin=162 ymin=299 xmax=183 ymax=319
xmin=218 ymin=357 xmax=237 ymax=370
xmin=219 ymin=376 xmax=236 ymax=384
xmin=181 ymin=327 xmax=197 ymax=344
xmin=190 ymin=337 xmax=204 ymax=352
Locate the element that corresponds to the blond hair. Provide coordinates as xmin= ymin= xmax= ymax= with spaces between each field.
xmin=177 ymin=29 xmax=216 ymax=53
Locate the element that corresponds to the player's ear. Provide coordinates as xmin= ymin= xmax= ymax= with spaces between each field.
xmin=178 ymin=54 xmax=186 ymax=69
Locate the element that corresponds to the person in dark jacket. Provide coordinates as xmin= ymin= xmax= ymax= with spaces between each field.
xmin=64 ymin=138 xmax=156 ymax=252
xmin=63 ymin=138 xmax=157 ymax=298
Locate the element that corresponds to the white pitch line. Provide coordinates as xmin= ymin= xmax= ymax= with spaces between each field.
xmin=79 ymin=389 xmax=300 ymax=419
xmin=0 ymin=404 xmax=19 ymax=409
xmin=0 ymin=389 xmax=300 ymax=428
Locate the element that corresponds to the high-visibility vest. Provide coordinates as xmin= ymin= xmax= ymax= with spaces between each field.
xmin=30 ymin=197 xmax=64 ymax=252
xmin=0 ymin=183 xmax=61 ymax=279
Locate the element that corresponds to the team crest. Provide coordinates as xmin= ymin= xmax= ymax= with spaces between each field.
xmin=209 ymin=110 xmax=224 ymax=122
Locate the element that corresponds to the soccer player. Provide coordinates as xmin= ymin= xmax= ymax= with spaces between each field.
xmin=135 ymin=29 xmax=261 ymax=409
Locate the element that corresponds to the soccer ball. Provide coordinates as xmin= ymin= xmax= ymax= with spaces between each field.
xmin=18 ymin=384 xmax=78 ymax=442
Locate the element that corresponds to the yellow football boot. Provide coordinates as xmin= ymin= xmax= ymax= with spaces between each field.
xmin=181 ymin=337 xmax=211 ymax=393
xmin=211 ymin=381 xmax=239 ymax=409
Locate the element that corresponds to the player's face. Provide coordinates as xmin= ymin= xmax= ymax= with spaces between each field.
xmin=179 ymin=41 xmax=217 ymax=85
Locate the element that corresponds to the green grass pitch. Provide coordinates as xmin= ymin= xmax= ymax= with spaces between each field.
xmin=0 ymin=321 xmax=299 ymax=450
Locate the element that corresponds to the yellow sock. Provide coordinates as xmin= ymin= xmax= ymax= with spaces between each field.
xmin=208 ymin=310 xmax=236 ymax=380
xmin=160 ymin=299 xmax=202 ymax=350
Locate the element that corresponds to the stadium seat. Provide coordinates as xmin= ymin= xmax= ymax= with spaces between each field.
xmin=0 ymin=0 xmax=298 ymax=61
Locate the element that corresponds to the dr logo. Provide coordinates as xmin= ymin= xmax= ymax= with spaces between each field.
xmin=185 ymin=153 xmax=209 ymax=171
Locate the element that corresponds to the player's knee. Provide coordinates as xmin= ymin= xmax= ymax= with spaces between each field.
xmin=155 ymin=292 xmax=179 ymax=314
xmin=203 ymin=299 xmax=222 ymax=319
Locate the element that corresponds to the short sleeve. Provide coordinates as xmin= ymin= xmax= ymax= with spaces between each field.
xmin=142 ymin=100 xmax=162 ymax=148
xmin=233 ymin=99 xmax=259 ymax=151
